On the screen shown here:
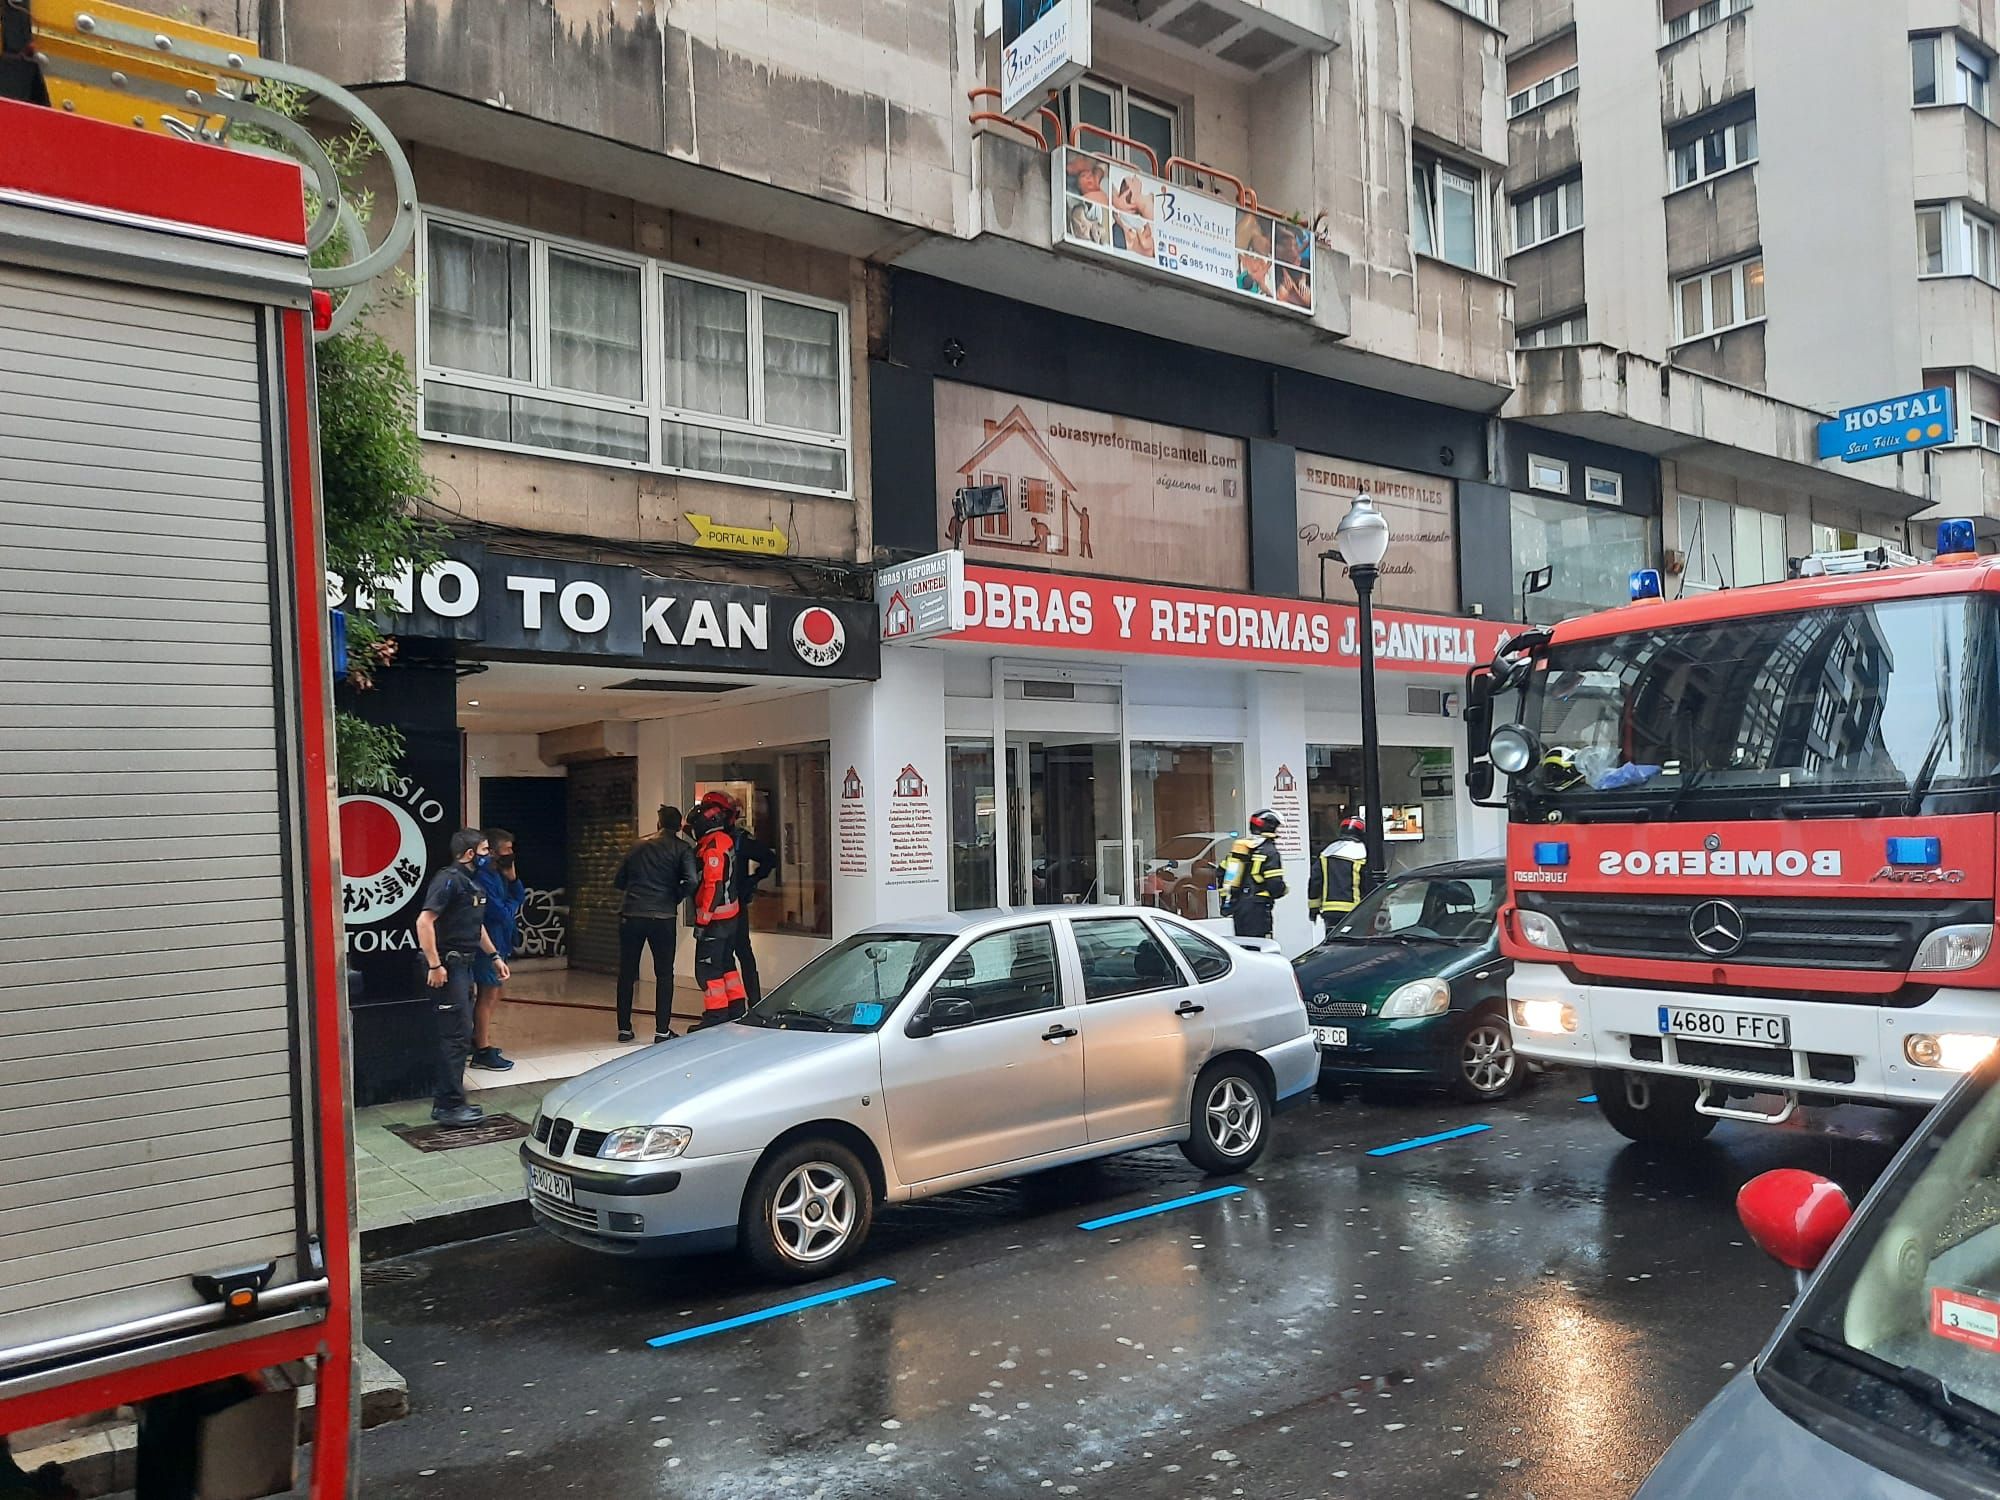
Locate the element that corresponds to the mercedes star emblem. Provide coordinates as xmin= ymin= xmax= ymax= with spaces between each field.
xmin=1689 ymin=899 xmax=1746 ymax=957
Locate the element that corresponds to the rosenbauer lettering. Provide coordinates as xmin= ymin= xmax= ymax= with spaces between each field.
xmin=1595 ymin=848 xmax=1842 ymax=877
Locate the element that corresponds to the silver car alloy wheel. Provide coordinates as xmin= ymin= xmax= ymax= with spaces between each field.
xmin=770 ymin=1160 xmax=857 ymax=1263
xmin=1205 ymin=1076 xmax=1262 ymax=1158
xmin=1461 ymin=1020 xmax=1517 ymax=1097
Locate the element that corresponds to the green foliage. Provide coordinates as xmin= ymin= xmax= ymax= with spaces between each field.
xmin=254 ymin=86 xmax=440 ymax=789
xmin=335 ymin=707 xmax=406 ymax=792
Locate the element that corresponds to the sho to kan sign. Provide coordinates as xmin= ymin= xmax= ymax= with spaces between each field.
xmin=1052 ymin=147 xmax=1314 ymax=315
xmin=1817 ymin=387 xmax=1955 ymax=463
xmin=946 ymin=564 xmax=1518 ymax=674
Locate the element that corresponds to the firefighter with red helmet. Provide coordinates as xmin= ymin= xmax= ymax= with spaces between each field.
xmin=1220 ymin=808 xmax=1288 ymax=939
xmin=687 ymin=789 xmax=749 ymax=1028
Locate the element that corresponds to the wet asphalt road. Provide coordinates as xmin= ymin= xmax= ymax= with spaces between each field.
xmin=348 ymin=1080 xmax=1914 ymax=1500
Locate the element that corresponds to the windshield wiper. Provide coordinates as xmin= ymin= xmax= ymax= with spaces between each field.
xmin=766 ymin=1007 xmax=836 ymax=1032
xmin=1657 ymin=762 xmax=1713 ymax=820
xmin=1903 ymin=633 xmax=1957 ymax=815
xmin=1794 ymin=1327 xmax=2000 ymax=1444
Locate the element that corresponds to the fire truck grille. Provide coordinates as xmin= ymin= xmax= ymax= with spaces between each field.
xmin=1518 ymin=893 xmax=1990 ymax=972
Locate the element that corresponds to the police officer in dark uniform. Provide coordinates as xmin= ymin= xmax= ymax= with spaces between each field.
xmin=730 ymin=821 xmax=780 ymax=1008
xmin=416 ymin=828 xmax=510 ymax=1127
xmin=1220 ymin=808 xmax=1288 ymax=939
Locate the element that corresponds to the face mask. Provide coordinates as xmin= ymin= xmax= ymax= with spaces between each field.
xmin=474 ymin=854 xmax=490 ymax=869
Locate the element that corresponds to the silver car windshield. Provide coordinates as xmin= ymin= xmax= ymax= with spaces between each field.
xmin=1768 ymin=1057 xmax=2000 ymax=1475
xmin=741 ymin=933 xmax=953 ymax=1032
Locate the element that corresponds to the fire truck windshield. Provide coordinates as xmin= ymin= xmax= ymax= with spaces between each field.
xmin=1516 ymin=595 xmax=2000 ymax=815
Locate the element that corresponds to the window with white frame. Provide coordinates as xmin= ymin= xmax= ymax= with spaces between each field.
xmin=1675 ymin=255 xmax=1765 ymax=340
xmin=1585 ymin=467 xmax=1625 ymax=505
xmin=420 ymin=215 xmax=850 ymax=495
xmin=1663 ymin=0 xmax=1750 ymax=45
xmin=1411 ymin=150 xmax=1487 ymax=272
xmin=1056 ymin=74 xmax=1179 ymax=173
xmin=1669 ymin=112 xmax=1758 ymax=190
xmin=1918 ymin=201 xmax=1999 ymax=283
xmin=1439 ymin=0 xmax=1496 ymax=23
xmin=1680 ymin=497 xmax=1785 ymax=590
xmin=1512 ymin=177 xmax=1583 ymax=252
xmin=1914 ymin=32 xmax=1994 ymax=117
xmin=1518 ymin=313 xmax=1590 ymax=348
xmin=1507 ymin=65 xmax=1579 ymax=118
xmin=1527 ymin=453 xmax=1570 ymax=494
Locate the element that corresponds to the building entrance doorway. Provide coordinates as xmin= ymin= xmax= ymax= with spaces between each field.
xmin=1006 ymin=735 xmax=1122 ymax=907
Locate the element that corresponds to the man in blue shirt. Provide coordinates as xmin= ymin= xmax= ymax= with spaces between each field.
xmin=470 ymin=826 xmax=526 ymax=1072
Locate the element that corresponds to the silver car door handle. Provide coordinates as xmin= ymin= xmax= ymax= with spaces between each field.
xmin=1042 ymin=1024 xmax=1079 ymax=1041
xmin=1174 ymin=1000 xmax=1205 ymax=1016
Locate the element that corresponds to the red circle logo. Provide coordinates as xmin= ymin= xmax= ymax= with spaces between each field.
xmin=791 ymin=607 xmax=846 ymax=667
xmin=337 ymin=794 xmax=428 ymax=924
xmin=340 ymin=797 xmax=403 ymax=880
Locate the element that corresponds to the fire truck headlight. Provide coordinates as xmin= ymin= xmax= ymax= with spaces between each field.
xmin=1516 ymin=909 xmax=1568 ymax=953
xmin=1905 ymin=1033 xmax=2000 ymax=1071
xmin=1489 ymin=723 xmax=1538 ymax=776
xmin=1513 ymin=998 xmax=1577 ymax=1035
xmin=1912 ymin=924 xmax=1993 ymax=972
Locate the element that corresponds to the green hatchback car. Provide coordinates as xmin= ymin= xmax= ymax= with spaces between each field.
xmin=1291 ymin=859 xmax=1518 ymax=1103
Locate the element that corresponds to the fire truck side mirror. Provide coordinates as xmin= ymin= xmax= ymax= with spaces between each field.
xmin=1464 ymin=669 xmax=1496 ymax=802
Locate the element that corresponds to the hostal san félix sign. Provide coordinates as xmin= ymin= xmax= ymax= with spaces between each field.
xmin=1816 ymin=387 xmax=1955 ymax=463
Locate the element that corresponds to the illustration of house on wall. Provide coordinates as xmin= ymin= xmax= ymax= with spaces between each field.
xmin=947 ymin=404 xmax=1094 ymax=560
xmin=882 ymin=591 xmax=914 ymax=639
xmin=892 ymin=764 xmax=927 ymax=799
xmin=1273 ymin=764 xmax=1297 ymax=793
xmin=841 ymin=767 xmax=864 ymax=800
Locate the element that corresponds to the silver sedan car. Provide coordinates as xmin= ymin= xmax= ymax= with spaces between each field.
xmin=520 ymin=906 xmax=1316 ymax=1279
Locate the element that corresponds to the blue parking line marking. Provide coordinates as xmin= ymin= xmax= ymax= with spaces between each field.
xmin=1366 ymin=1123 xmax=1492 ymax=1157
xmin=1578 ymin=1094 xmax=1598 ymax=1104
xmin=1079 ymin=1185 xmax=1245 ymax=1231
xmin=647 ymin=1277 xmax=895 ymax=1348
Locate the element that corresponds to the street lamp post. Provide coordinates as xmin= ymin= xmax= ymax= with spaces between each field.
xmin=1335 ymin=494 xmax=1392 ymax=895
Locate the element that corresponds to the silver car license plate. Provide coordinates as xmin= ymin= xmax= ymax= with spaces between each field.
xmin=1658 ymin=1005 xmax=1789 ymax=1048
xmin=1312 ymin=1025 xmax=1349 ymax=1048
xmin=530 ymin=1164 xmax=574 ymax=1203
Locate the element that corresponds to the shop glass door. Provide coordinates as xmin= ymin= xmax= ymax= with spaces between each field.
xmin=1007 ymin=734 xmax=1122 ymax=906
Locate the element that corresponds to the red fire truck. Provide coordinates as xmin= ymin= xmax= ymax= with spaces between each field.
xmin=0 ymin=5 xmax=410 ymax=1494
xmin=1468 ymin=522 xmax=2000 ymax=1144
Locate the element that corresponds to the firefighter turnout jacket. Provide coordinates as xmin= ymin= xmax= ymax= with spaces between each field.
xmin=1309 ymin=836 xmax=1367 ymax=922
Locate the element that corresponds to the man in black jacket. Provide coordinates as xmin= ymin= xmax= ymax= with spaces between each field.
xmin=613 ymin=805 xmax=699 ymax=1044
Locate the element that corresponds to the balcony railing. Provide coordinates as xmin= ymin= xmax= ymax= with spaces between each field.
xmin=968 ymin=88 xmax=1320 ymax=316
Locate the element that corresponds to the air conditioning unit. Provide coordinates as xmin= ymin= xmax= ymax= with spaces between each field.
xmin=1407 ymin=685 xmax=1449 ymax=717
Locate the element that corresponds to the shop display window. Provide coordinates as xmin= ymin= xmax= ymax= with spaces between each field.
xmin=1307 ymin=744 xmax=1458 ymax=878
xmin=1132 ymin=742 xmax=1244 ymax=919
xmin=684 ymin=742 xmax=831 ymax=936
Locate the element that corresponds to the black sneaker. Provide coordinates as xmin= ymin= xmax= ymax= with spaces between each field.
xmin=617 ymin=1029 xmax=636 ymax=1043
xmin=470 ymin=1046 xmax=514 ymax=1071
xmin=431 ymin=1103 xmax=484 ymax=1127
xmin=652 ymin=1031 xmax=675 ymax=1044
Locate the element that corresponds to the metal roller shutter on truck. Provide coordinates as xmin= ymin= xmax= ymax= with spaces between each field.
xmin=0 ymin=262 xmax=318 ymax=1366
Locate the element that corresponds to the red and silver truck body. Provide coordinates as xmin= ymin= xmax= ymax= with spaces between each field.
xmin=0 ymin=6 xmax=412 ymax=1487
xmin=1470 ymin=533 xmax=2000 ymax=1133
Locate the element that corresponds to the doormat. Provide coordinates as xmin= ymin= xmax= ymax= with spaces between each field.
xmin=388 ymin=1113 xmax=533 ymax=1153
